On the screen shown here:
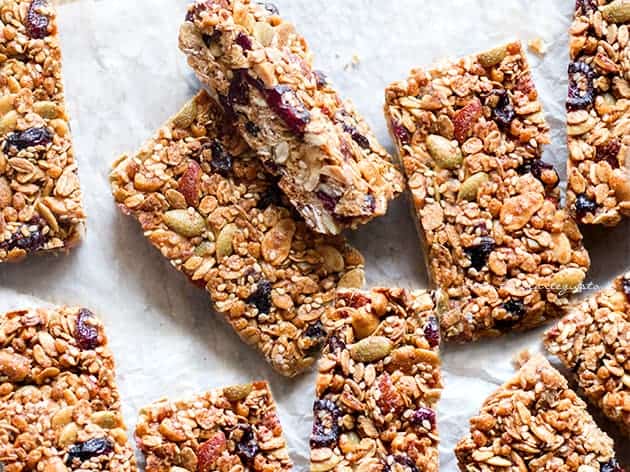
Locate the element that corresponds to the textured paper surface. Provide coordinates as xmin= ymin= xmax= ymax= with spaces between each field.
xmin=0 ymin=0 xmax=628 ymax=469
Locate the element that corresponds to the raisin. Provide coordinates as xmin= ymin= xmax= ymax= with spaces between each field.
xmin=383 ymin=455 xmax=420 ymax=472
xmin=304 ymin=321 xmax=326 ymax=340
xmin=0 ymin=222 xmax=46 ymax=253
xmin=495 ymin=299 xmax=526 ymax=330
xmin=209 ymin=141 xmax=233 ymax=176
xmin=303 ymin=321 xmax=326 ymax=356
xmin=245 ymin=121 xmax=260 ymax=136
xmin=316 ymin=190 xmax=340 ymax=214
xmin=262 ymin=85 xmax=311 ymax=135
xmin=600 ymin=459 xmax=625 ymax=472
xmin=574 ymin=193 xmax=598 ymax=220
xmin=76 ymin=309 xmax=101 ymax=350
xmin=257 ymin=1 xmax=279 ymax=14
xmin=596 ymin=139 xmax=621 ymax=169
xmin=517 ymin=160 xmax=560 ymax=189
xmin=492 ymin=91 xmax=516 ymax=129
xmin=247 ymin=280 xmax=272 ymax=314
xmin=257 ymin=185 xmax=283 ymax=210
xmin=423 ymin=316 xmax=440 ymax=348
xmin=202 ymin=30 xmax=221 ymax=48
xmin=225 ymin=69 xmax=250 ymax=111
xmin=567 ymin=62 xmax=595 ymax=110
xmin=4 ymin=127 xmax=53 ymax=152
xmin=234 ymin=426 xmax=258 ymax=466
xmin=327 ymin=334 xmax=346 ymax=353
xmin=340 ymin=121 xmax=370 ymax=149
xmin=66 ymin=438 xmax=113 ymax=465
xmin=576 ymin=0 xmax=598 ymax=14
xmin=622 ymin=277 xmax=630 ymax=302
xmin=310 ymin=399 xmax=340 ymax=448
xmin=464 ymin=237 xmax=495 ymax=271
xmin=391 ymin=121 xmax=410 ymax=145
xmin=410 ymin=407 xmax=436 ymax=430
xmin=26 ymin=0 xmax=50 ymax=39
xmin=235 ymin=32 xmax=253 ymax=51
xmin=313 ymin=70 xmax=328 ymax=88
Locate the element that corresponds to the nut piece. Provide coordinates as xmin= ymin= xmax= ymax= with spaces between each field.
xmin=172 ymin=99 xmax=198 ymax=129
xmin=478 ymin=45 xmax=508 ymax=68
xmin=0 ymin=351 xmax=30 ymax=382
xmin=500 ymin=192 xmax=544 ymax=231
xmin=223 ymin=383 xmax=253 ymax=402
xmin=602 ymin=1 xmax=630 ymax=24
xmin=458 ymin=172 xmax=489 ymax=202
xmin=349 ymin=336 xmax=393 ymax=363
xmin=550 ymin=268 xmax=586 ymax=292
xmin=351 ymin=310 xmax=379 ymax=339
xmin=163 ymin=209 xmax=207 ymax=237
xmin=216 ymin=223 xmax=239 ymax=259
xmin=319 ymin=245 xmax=345 ymax=272
xmin=426 ymin=135 xmax=463 ymax=169
xmin=262 ymin=219 xmax=296 ymax=265
xmin=337 ymin=268 xmax=365 ymax=289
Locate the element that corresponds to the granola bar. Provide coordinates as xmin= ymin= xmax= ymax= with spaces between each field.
xmin=179 ymin=0 xmax=403 ymax=235
xmin=566 ymin=0 xmax=630 ymax=226
xmin=110 ymin=91 xmax=365 ymax=377
xmin=0 ymin=0 xmax=86 ymax=262
xmin=135 ymin=381 xmax=292 ymax=471
xmin=310 ymin=288 xmax=442 ymax=472
xmin=384 ymin=42 xmax=591 ymax=342
xmin=545 ymin=273 xmax=630 ymax=437
xmin=454 ymin=353 xmax=624 ymax=471
xmin=0 ymin=306 xmax=136 ymax=471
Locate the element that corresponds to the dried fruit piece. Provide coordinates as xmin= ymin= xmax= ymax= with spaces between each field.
xmin=247 ymin=279 xmax=272 ymax=314
xmin=391 ymin=121 xmax=411 ymax=145
xmin=235 ymin=32 xmax=253 ymax=51
xmin=235 ymin=426 xmax=259 ymax=465
xmin=623 ymin=277 xmax=630 ymax=302
xmin=27 ymin=0 xmax=50 ymax=39
xmin=453 ymin=99 xmax=482 ymax=143
xmin=197 ymin=432 xmax=227 ymax=471
xmin=492 ymin=91 xmax=516 ymax=129
xmin=574 ymin=193 xmax=598 ymax=220
xmin=263 ymin=85 xmax=311 ymax=135
xmin=256 ymin=186 xmax=283 ymax=209
xmin=496 ymin=299 xmax=526 ymax=329
xmin=464 ymin=237 xmax=495 ymax=271
xmin=423 ymin=316 xmax=440 ymax=348
xmin=209 ymin=141 xmax=233 ymax=176
xmin=576 ymin=0 xmax=598 ymax=14
xmin=349 ymin=336 xmax=393 ymax=362
xmin=66 ymin=438 xmax=113 ymax=465
xmin=567 ymin=62 xmax=595 ymax=110
xmin=4 ymin=127 xmax=53 ymax=152
xmin=410 ymin=407 xmax=436 ymax=430
xmin=311 ymin=400 xmax=340 ymax=448
xmin=517 ymin=160 xmax=560 ymax=188
xmin=426 ymin=135 xmax=463 ymax=169
xmin=75 ymin=308 xmax=101 ymax=350
xmin=596 ymin=140 xmax=621 ymax=169
xmin=383 ymin=455 xmax=420 ymax=472
xmin=600 ymin=458 xmax=625 ymax=472
xmin=178 ymin=161 xmax=202 ymax=207
xmin=0 ymin=222 xmax=46 ymax=252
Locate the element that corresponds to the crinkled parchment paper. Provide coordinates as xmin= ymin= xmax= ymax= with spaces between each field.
xmin=0 ymin=0 xmax=628 ymax=469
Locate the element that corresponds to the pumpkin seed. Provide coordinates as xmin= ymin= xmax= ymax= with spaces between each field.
xmin=223 ymin=383 xmax=253 ymax=402
xmin=172 ymin=99 xmax=197 ymax=129
xmin=478 ymin=45 xmax=508 ymax=68
xmin=458 ymin=172 xmax=489 ymax=202
xmin=162 ymin=209 xmax=206 ymax=237
xmin=426 ymin=134 xmax=463 ymax=169
xmin=349 ymin=336 xmax=393 ymax=363
xmin=550 ymin=268 xmax=585 ymax=292
xmin=602 ymin=1 xmax=630 ymax=24
xmin=34 ymin=101 xmax=61 ymax=119
xmin=91 ymin=411 xmax=119 ymax=429
xmin=0 ymin=111 xmax=18 ymax=136
xmin=216 ymin=223 xmax=238 ymax=259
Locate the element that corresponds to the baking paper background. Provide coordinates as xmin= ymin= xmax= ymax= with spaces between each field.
xmin=0 ymin=0 xmax=628 ymax=469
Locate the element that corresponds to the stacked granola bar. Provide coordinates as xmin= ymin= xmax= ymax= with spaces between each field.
xmin=384 ymin=42 xmax=591 ymax=342
xmin=0 ymin=0 xmax=85 ymax=262
xmin=310 ymin=288 xmax=442 ymax=471
xmin=455 ymin=353 xmax=623 ymax=471
xmin=179 ymin=0 xmax=403 ymax=235
xmin=566 ymin=0 xmax=630 ymax=226
xmin=135 ymin=381 xmax=292 ymax=471
xmin=0 ymin=306 xmax=136 ymax=470
xmin=545 ymin=273 xmax=630 ymax=437
xmin=110 ymin=91 xmax=365 ymax=377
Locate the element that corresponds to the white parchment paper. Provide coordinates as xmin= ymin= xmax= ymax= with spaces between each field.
xmin=0 ymin=0 xmax=628 ymax=469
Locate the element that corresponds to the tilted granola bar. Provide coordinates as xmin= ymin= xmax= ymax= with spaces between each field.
xmin=545 ymin=273 xmax=630 ymax=437
xmin=566 ymin=0 xmax=630 ymax=226
xmin=110 ymin=91 xmax=365 ymax=377
xmin=310 ymin=288 xmax=442 ymax=472
xmin=454 ymin=353 xmax=624 ymax=472
xmin=0 ymin=0 xmax=86 ymax=262
xmin=135 ymin=381 xmax=291 ymax=471
xmin=0 ymin=306 xmax=136 ymax=471
xmin=384 ymin=42 xmax=591 ymax=342
xmin=179 ymin=0 xmax=403 ymax=235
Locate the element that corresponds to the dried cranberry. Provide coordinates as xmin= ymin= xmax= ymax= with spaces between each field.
xmin=262 ymin=85 xmax=311 ymax=135
xmin=66 ymin=438 xmax=113 ymax=465
xmin=202 ymin=30 xmax=221 ymax=48
xmin=257 ymin=185 xmax=282 ymax=210
xmin=76 ymin=309 xmax=100 ymax=350
xmin=574 ymin=193 xmax=598 ymax=220
xmin=185 ymin=10 xmax=194 ymax=22
xmin=576 ymin=0 xmax=598 ymax=14
xmin=0 ymin=223 xmax=46 ymax=252
xmin=247 ymin=279 xmax=272 ymax=314
xmin=316 ymin=190 xmax=340 ymax=214
xmin=225 ymin=69 xmax=250 ymax=110
xmin=26 ymin=0 xmax=50 ymax=39
xmin=235 ymin=32 xmax=253 ymax=51
xmin=4 ymin=127 xmax=53 ymax=152
xmin=343 ymin=124 xmax=370 ymax=149
xmin=313 ymin=70 xmax=328 ymax=88
xmin=622 ymin=277 xmax=630 ymax=302
xmin=410 ymin=407 xmax=436 ymax=430
xmin=311 ymin=399 xmax=340 ymax=448
xmin=601 ymin=459 xmax=625 ymax=472
xmin=423 ymin=316 xmax=440 ymax=348
xmin=245 ymin=121 xmax=260 ymax=136
xmin=391 ymin=121 xmax=410 ymax=145
xmin=492 ymin=91 xmax=516 ymax=129
xmin=257 ymin=1 xmax=279 ymax=14
xmin=495 ymin=300 xmax=526 ymax=330
xmin=209 ymin=141 xmax=233 ymax=176
xmin=596 ymin=140 xmax=621 ymax=169
xmin=234 ymin=426 xmax=259 ymax=466
xmin=567 ymin=62 xmax=595 ymax=110
xmin=464 ymin=237 xmax=495 ymax=271
xmin=383 ymin=455 xmax=420 ymax=472
xmin=517 ymin=160 xmax=560 ymax=189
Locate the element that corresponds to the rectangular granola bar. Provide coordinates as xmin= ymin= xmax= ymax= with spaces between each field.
xmin=135 ymin=381 xmax=292 ymax=471
xmin=310 ymin=288 xmax=442 ymax=472
xmin=384 ymin=42 xmax=591 ymax=342
xmin=545 ymin=273 xmax=630 ymax=437
xmin=0 ymin=306 xmax=136 ymax=471
xmin=454 ymin=353 xmax=624 ymax=471
xmin=0 ymin=0 xmax=85 ymax=262
xmin=566 ymin=0 xmax=630 ymax=226
xmin=179 ymin=0 xmax=403 ymax=235
xmin=110 ymin=91 xmax=365 ymax=377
